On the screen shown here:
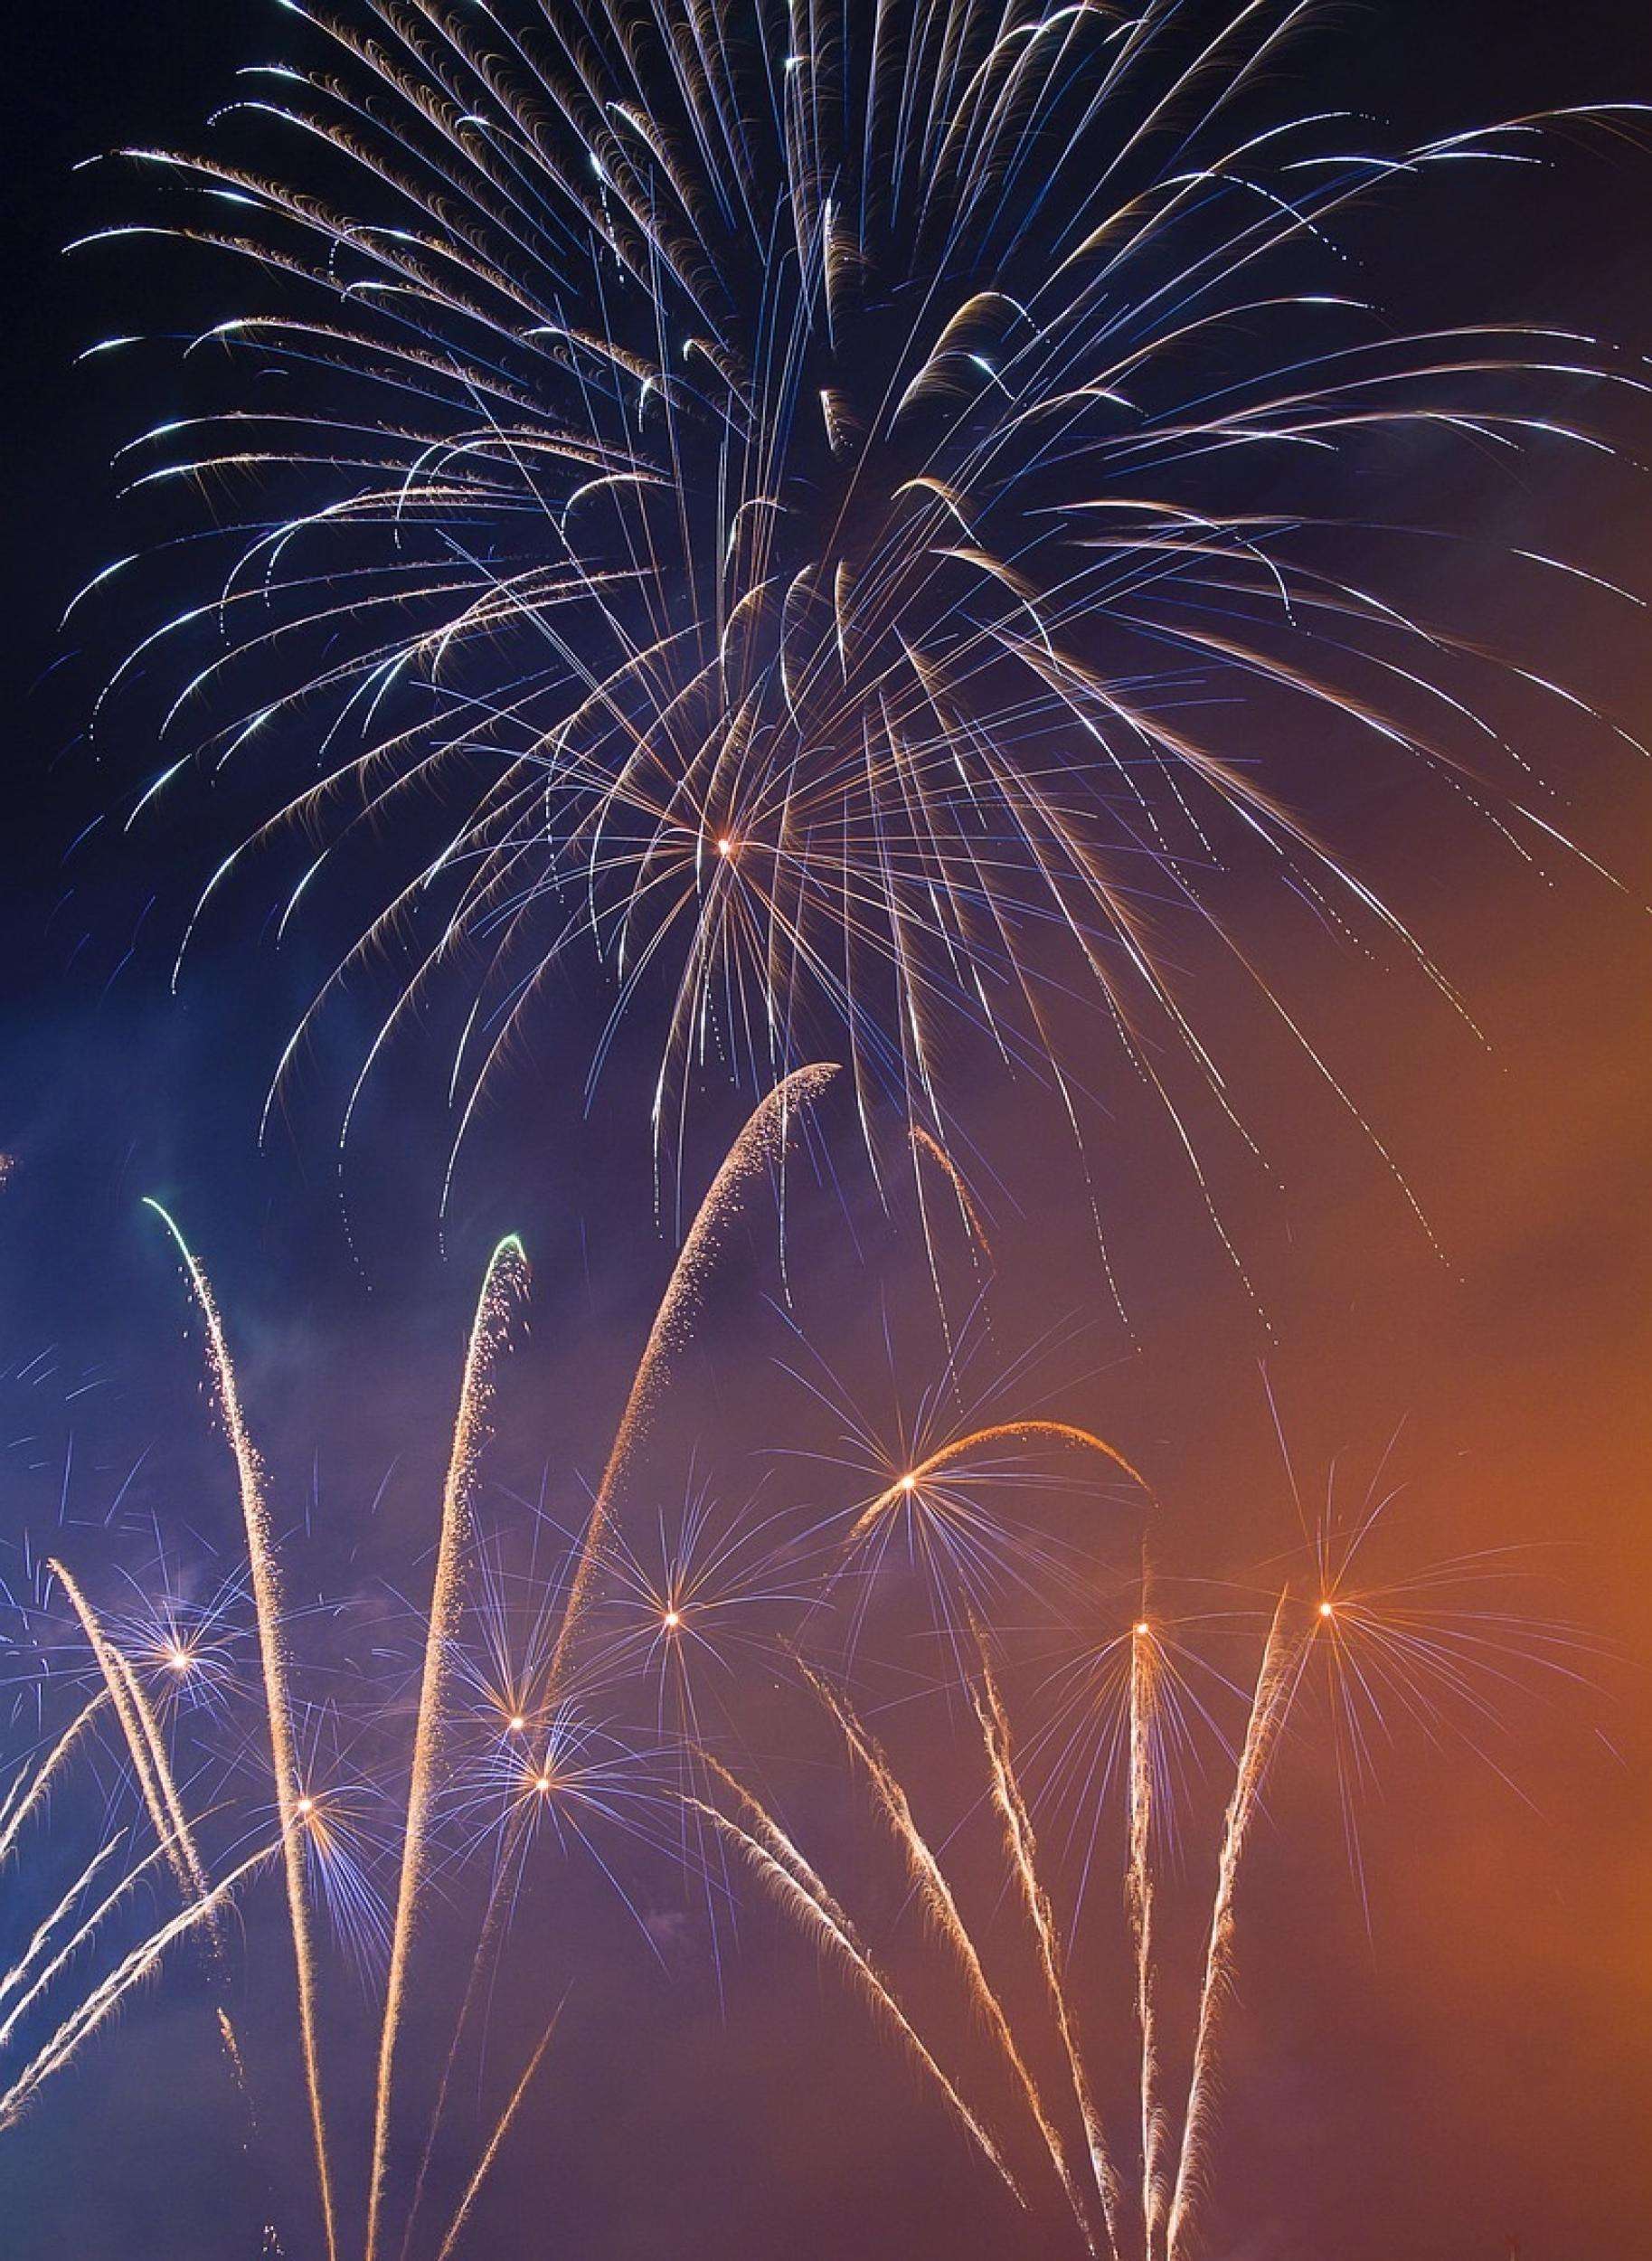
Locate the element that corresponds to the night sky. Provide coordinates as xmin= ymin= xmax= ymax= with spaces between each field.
xmin=3 ymin=4 xmax=1652 ymax=2256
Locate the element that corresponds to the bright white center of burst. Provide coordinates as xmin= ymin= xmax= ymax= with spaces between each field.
xmin=1318 ymin=1600 xmax=1335 ymax=1619
xmin=715 ymin=836 xmax=733 ymax=858
xmin=508 ymin=1715 xmax=525 ymax=1733
xmin=534 ymin=1775 xmax=552 ymax=1794
xmin=662 ymin=1608 xmax=682 ymax=1630
xmin=899 ymin=1472 xmax=916 ymax=1493
xmin=1134 ymin=1621 xmax=1149 ymax=1638
xmin=297 ymin=1796 xmax=315 ymax=1817
xmin=165 ymin=1648 xmax=190 ymax=1672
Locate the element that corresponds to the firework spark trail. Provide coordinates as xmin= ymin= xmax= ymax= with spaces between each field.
xmin=974 ymin=1654 xmax=1126 ymax=2261
xmin=0 ymin=1695 xmax=109 ymax=1870
xmin=366 ymin=1233 xmax=529 ymax=2261
xmin=909 ymin=1126 xmax=995 ymax=1272
xmin=688 ymin=1790 xmax=1026 ymax=2210
xmin=142 ymin=1200 xmax=338 ymax=2261
xmin=802 ymin=1664 xmax=1097 ymax=2250
xmin=430 ymin=2009 xmax=564 ymax=2261
xmin=1166 ymin=1591 xmax=1306 ymax=2261
xmin=0 ymin=1840 xmax=126 ymax=2025
xmin=0 ymin=1844 xmax=275 ymax=2133
xmin=548 ymin=1063 xmax=837 ymax=1690
xmin=45 ymin=1562 xmax=203 ymax=1908
xmin=1128 ymin=1621 xmax=1172 ymax=2261
xmin=0 ymin=1831 xmax=202 ymax=2058
xmin=848 ymin=1419 xmax=1149 ymax=1545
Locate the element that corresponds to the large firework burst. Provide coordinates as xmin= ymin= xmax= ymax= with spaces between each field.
xmin=75 ymin=0 xmax=1645 ymax=1271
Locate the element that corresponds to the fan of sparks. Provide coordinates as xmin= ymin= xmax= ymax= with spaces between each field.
xmin=76 ymin=0 xmax=1645 ymax=1233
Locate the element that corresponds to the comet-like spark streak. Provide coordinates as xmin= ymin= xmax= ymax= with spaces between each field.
xmin=80 ymin=1 xmax=1649 ymax=1297
xmin=687 ymin=1793 xmax=1026 ymax=2209
xmin=802 ymin=1663 xmax=1097 ymax=2249
xmin=0 ymin=1695 xmax=109 ymax=1871
xmin=975 ymin=1654 xmax=1126 ymax=2261
xmin=0 ymin=1839 xmax=127 ymax=2029
xmin=0 ymin=1843 xmax=276 ymax=2133
xmin=1165 ymin=1590 xmax=1306 ymax=2261
xmin=1128 ymin=1622 xmax=1173 ymax=2261
xmin=142 ymin=1200 xmax=339 ymax=2261
xmin=367 ymin=1232 xmax=529 ymax=2261
xmin=848 ymin=1420 xmax=1149 ymax=1547
xmin=45 ymin=1561 xmax=207 ymax=1912
xmin=910 ymin=1125 xmax=996 ymax=1272
xmin=548 ymin=1063 xmax=837 ymax=1688
xmin=430 ymin=2009 xmax=563 ymax=2261
xmin=0 ymin=1831 xmax=213 ymax=2064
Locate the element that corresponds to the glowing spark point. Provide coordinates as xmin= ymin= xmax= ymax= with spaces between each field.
xmin=165 ymin=1647 xmax=191 ymax=1673
xmin=507 ymin=1715 xmax=525 ymax=1734
xmin=533 ymin=1775 xmax=552 ymax=1795
xmin=297 ymin=1795 xmax=315 ymax=1818
xmin=1134 ymin=1622 xmax=1150 ymax=1639
xmin=662 ymin=1607 xmax=682 ymax=1631
xmin=1318 ymin=1600 xmax=1335 ymax=1619
xmin=715 ymin=836 xmax=733 ymax=859
xmin=899 ymin=1473 xmax=917 ymax=1493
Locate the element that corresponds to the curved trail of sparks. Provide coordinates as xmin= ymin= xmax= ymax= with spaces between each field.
xmin=142 ymin=1198 xmax=338 ymax=2261
xmin=910 ymin=1126 xmax=995 ymax=1271
xmin=0 ymin=1695 xmax=109 ymax=1870
xmin=1166 ymin=1592 xmax=1307 ymax=2261
xmin=0 ymin=1844 xmax=276 ymax=2133
xmin=0 ymin=1838 xmax=184 ymax=2057
xmin=803 ymin=1665 xmax=1096 ymax=2249
xmin=548 ymin=1064 xmax=838 ymax=1689
xmin=974 ymin=1655 xmax=1126 ymax=2261
xmin=848 ymin=1419 xmax=1149 ymax=1546
xmin=46 ymin=1564 xmax=210 ymax=1912
xmin=366 ymin=1233 xmax=530 ymax=2261
xmin=0 ymin=1840 xmax=127 ymax=2031
xmin=689 ymin=1789 xmax=1025 ymax=2211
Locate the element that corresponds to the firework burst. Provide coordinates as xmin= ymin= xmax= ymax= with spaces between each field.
xmin=73 ymin=0 xmax=1647 ymax=1298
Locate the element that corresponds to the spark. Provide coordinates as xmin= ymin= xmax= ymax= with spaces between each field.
xmin=367 ymin=1233 xmax=528 ymax=2261
xmin=142 ymin=1199 xmax=340 ymax=2261
xmin=548 ymin=1064 xmax=837 ymax=1689
xmin=1166 ymin=1591 xmax=1307 ymax=2261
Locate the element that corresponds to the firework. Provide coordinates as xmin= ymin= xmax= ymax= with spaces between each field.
xmin=0 ymin=1679 xmax=268 ymax=2138
xmin=145 ymin=1198 xmax=342 ymax=2261
xmin=75 ymin=0 xmax=1646 ymax=1293
xmin=368 ymin=1233 xmax=527 ymax=2261
xmin=703 ymin=1509 xmax=1583 ymax=2261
